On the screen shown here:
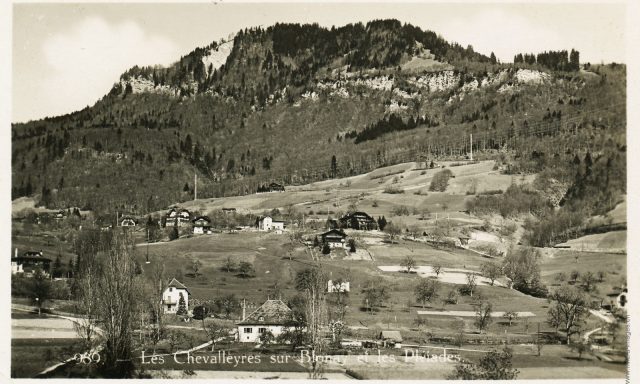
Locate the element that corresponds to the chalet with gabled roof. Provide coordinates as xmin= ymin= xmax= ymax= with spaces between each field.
xmin=237 ymin=299 xmax=295 ymax=343
xmin=192 ymin=216 xmax=212 ymax=234
xmin=11 ymin=249 xmax=51 ymax=276
xmin=165 ymin=208 xmax=191 ymax=227
xmin=162 ymin=278 xmax=190 ymax=314
xmin=320 ymin=229 xmax=348 ymax=248
xmin=339 ymin=211 xmax=377 ymax=230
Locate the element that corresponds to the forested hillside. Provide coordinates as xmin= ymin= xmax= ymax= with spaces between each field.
xmin=12 ymin=19 xmax=625 ymax=225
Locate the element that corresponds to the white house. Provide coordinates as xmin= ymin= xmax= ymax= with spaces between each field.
xmin=256 ymin=216 xmax=285 ymax=231
xmin=237 ymin=299 xmax=295 ymax=343
xmin=162 ymin=278 xmax=190 ymax=314
xmin=327 ymin=279 xmax=350 ymax=293
xmin=192 ymin=216 xmax=212 ymax=234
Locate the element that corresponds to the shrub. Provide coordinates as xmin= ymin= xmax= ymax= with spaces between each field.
xmin=391 ymin=205 xmax=410 ymax=216
xmin=429 ymin=169 xmax=453 ymax=192
xmin=383 ymin=185 xmax=404 ymax=194
xmin=478 ymin=189 xmax=503 ymax=195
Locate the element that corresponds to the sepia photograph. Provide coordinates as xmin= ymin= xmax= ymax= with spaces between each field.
xmin=6 ymin=0 xmax=634 ymax=381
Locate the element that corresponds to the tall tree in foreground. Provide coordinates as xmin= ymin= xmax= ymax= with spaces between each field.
xmin=295 ymin=265 xmax=328 ymax=379
xmin=91 ymin=230 xmax=140 ymax=377
xmin=75 ymin=231 xmax=142 ymax=378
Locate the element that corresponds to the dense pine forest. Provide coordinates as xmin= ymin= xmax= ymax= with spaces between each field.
xmin=12 ymin=19 xmax=626 ymax=241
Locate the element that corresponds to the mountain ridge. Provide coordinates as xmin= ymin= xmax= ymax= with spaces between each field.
xmin=11 ymin=19 xmax=626 ymax=220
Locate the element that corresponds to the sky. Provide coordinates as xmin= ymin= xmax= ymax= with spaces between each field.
xmin=11 ymin=2 xmax=627 ymax=123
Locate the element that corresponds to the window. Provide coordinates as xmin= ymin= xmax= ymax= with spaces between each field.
xmin=258 ymin=316 xmax=264 ymax=322
xmin=244 ymin=327 xmax=253 ymax=333
xmin=258 ymin=328 xmax=267 ymax=334
xmin=169 ymin=287 xmax=173 ymax=292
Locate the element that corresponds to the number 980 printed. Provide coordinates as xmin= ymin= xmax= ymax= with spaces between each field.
xmin=73 ymin=352 xmax=101 ymax=364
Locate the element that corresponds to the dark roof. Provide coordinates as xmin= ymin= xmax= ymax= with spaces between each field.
xmin=237 ymin=299 xmax=293 ymax=326
xmin=351 ymin=211 xmax=373 ymax=219
xmin=379 ymin=330 xmax=403 ymax=342
xmin=321 ymin=229 xmax=348 ymax=239
xmin=342 ymin=211 xmax=374 ymax=220
xmin=192 ymin=216 xmax=211 ymax=223
xmin=13 ymin=253 xmax=52 ymax=263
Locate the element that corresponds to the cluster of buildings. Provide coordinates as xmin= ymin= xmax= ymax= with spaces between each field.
xmin=161 ymin=278 xmax=350 ymax=343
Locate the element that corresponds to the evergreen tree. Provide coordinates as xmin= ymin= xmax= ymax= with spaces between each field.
xmin=330 ymin=155 xmax=337 ymax=178
xmin=177 ymin=292 xmax=187 ymax=315
xmin=52 ymin=253 xmax=63 ymax=278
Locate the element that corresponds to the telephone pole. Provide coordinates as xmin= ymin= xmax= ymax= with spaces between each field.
xmin=470 ymin=133 xmax=473 ymax=161
xmin=194 ymin=173 xmax=198 ymax=200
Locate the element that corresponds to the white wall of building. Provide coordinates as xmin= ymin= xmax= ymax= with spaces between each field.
xmin=163 ymin=287 xmax=189 ymax=313
xmin=258 ymin=216 xmax=273 ymax=231
xmin=237 ymin=325 xmax=290 ymax=343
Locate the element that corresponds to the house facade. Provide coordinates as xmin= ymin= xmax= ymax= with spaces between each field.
xmin=120 ymin=216 xmax=136 ymax=227
xmin=327 ymin=279 xmax=350 ymax=293
xmin=320 ymin=229 xmax=348 ymax=248
xmin=165 ymin=208 xmax=191 ymax=227
xmin=11 ymin=249 xmax=51 ymax=276
xmin=162 ymin=278 xmax=190 ymax=314
xmin=339 ymin=212 xmax=377 ymax=230
xmin=256 ymin=216 xmax=285 ymax=231
xmin=192 ymin=216 xmax=212 ymax=234
xmin=237 ymin=299 xmax=295 ymax=343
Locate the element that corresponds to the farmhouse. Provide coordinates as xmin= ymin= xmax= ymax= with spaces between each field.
xmin=320 ymin=229 xmax=348 ymax=248
xmin=379 ymin=330 xmax=403 ymax=347
xmin=119 ymin=216 xmax=137 ymax=227
xmin=327 ymin=279 xmax=350 ymax=293
xmin=192 ymin=216 xmax=212 ymax=234
xmin=256 ymin=183 xmax=286 ymax=193
xmin=162 ymin=278 xmax=190 ymax=314
xmin=11 ymin=249 xmax=51 ymax=276
xmin=165 ymin=208 xmax=191 ymax=227
xmin=237 ymin=299 xmax=295 ymax=343
xmin=339 ymin=211 xmax=377 ymax=230
xmin=256 ymin=216 xmax=285 ymax=231
xmin=269 ymin=182 xmax=285 ymax=192
xmin=221 ymin=207 xmax=237 ymax=214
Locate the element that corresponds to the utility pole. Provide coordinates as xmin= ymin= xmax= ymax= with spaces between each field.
xmin=470 ymin=134 xmax=473 ymax=161
xmin=194 ymin=173 xmax=198 ymax=200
